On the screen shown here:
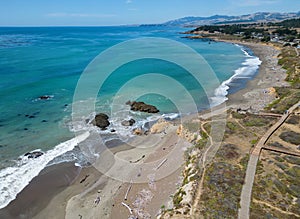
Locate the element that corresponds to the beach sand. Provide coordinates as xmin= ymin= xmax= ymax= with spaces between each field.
xmin=0 ymin=41 xmax=288 ymax=219
xmin=64 ymin=125 xmax=191 ymax=219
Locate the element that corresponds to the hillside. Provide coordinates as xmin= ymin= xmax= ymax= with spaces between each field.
xmin=162 ymin=11 xmax=300 ymax=26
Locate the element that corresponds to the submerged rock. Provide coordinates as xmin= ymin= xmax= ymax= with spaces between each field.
xmin=39 ymin=95 xmax=52 ymax=100
xmin=92 ymin=113 xmax=110 ymax=130
xmin=24 ymin=151 xmax=44 ymax=159
xmin=121 ymin=118 xmax=136 ymax=126
xmin=126 ymin=101 xmax=159 ymax=113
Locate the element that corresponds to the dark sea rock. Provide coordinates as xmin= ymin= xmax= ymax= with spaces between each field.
xmin=121 ymin=118 xmax=136 ymax=126
xmin=92 ymin=113 xmax=110 ymax=130
xmin=24 ymin=151 xmax=44 ymax=159
xmin=39 ymin=95 xmax=51 ymax=100
xmin=126 ymin=101 xmax=159 ymax=113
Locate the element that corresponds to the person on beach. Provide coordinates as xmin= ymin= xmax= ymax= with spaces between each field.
xmin=94 ymin=196 xmax=101 ymax=206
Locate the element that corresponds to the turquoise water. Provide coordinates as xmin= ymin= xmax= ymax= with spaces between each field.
xmin=0 ymin=26 xmax=247 ymax=165
xmin=0 ymin=26 xmax=260 ymax=208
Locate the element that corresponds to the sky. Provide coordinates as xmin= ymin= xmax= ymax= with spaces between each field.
xmin=0 ymin=0 xmax=299 ymax=26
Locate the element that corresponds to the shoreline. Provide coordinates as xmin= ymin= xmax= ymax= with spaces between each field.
xmin=0 ymin=39 xmax=289 ymax=219
xmin=227 ymin=41 xmax=289 ymax=110
xmin=211 ymin=39 xmax=288 ymax=112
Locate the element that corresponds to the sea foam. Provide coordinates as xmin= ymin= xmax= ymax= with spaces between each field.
xmin=0 ymin=132 xmax=89 ymax=209
xmin=210 ymin=44 xmax=262 ymax=106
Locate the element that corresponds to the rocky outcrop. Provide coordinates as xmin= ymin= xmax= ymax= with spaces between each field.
xmin=92 ymin=113 xmax=110 ymax=130
xmin=133 ymin=128 xmax=144 ymax=135
xmin=126 ymin=101 xmax=159 ymax=113
xmin=150 ymin=119 xmax=170 ymax=134
xmin=24 ymin=151 xmax=44 ymax=159
xmin=176 ymin=125 xmax=202 ymax=143
xmin=121 ymin=118 xmax=136 ymax=126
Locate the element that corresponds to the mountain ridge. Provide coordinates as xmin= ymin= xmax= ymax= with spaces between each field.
xmin=160 ymin=11 xmax=300 ymax=26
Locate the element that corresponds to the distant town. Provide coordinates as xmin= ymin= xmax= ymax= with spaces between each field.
xmin=185 ymin=18 xmax=300 ymax=48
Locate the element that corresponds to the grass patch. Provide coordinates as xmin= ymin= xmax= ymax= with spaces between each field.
xmin=232 ymin=111 xmax=247 ymax=119
xmin=243 ymin=117 xmax=270 ymax=127
xmin=278 ymin=47 xmax=300 ymax=88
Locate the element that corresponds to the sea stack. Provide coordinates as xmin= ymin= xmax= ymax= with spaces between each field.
xmin=92 ymin=113 xmax=110 ymax=130
xmin=126 ymin=101 xmax=159 ymax=113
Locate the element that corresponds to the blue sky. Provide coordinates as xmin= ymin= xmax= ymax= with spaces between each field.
xmin=0 ymin=0 xmax=299 ymax=26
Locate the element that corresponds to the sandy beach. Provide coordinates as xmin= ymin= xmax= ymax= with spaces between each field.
xmin=225 ymin=41 xmax=289 ymax=111
xmin=0 ymin=40 xmax=289 ymax=219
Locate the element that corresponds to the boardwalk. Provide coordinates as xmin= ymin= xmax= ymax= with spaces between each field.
xmin=252 ymin=112 xmax=290 ymax=156
xmin=256 ymin=112 xmax=282 ymax=118
xmin=238 ymin=101 xmax=300 ymax=219
xmin=238 ymin=155 xmax=259 ymax=219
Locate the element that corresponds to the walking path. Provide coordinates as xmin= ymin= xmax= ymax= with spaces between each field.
xmin=253 ymin=199 xmax=300 ymax=218
xmin=295 ymin=47 xmax=299 ymax=56
xmin=190 ymin=121 xmax=212 ymax=216
xmin=238 ymin=101 xmax=300 ymax=219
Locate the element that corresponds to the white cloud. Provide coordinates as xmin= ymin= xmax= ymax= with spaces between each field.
xmin=47 ymin=13 xmax=116 ymax=18
xmin=126 ymin=0 xmax=133 ymax=4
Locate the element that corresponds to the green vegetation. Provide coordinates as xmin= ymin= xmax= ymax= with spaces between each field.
xmin=195 ymin=138 xmax=208 ymax=150
xmin=250 ymin=139 xmax=258 ymax=145
xmin=227 ymin=121 xmax=238 ymax=131
xmin=252 ymin=153 xmax=300 ymax=218
xmin=286 ymin=115 xmax=300 ymax=125
xmin=164 ymin=109 xmax=277 ymax=218
xmin=276 ymin=18 xmax=300 ymax=28
xmin=239 ymin=154 xmax=250 ymax=171
xmin=188 ymin=18 xmax=300 ymax=43
xmin=216 ymin=144 xmax=240 ymax=160
xmin=265 ymin=43 xmax=300 ymax=113
xmin=266 ymin=89 xmax=300 ymax=113
xmin=201 ymin=161 xmax=244 ymax=218
xmin=243 ymin=116 xmax=270 ymax=127
xmin=232 ymin=111 xmax=247 ymax=119
xmin=279 ymin=131 xmax=300 ymax=145
xmin=278 ymin=47 xmax=300 ymax=88
xmin=173 ymin=189 xmax=184 ymax=207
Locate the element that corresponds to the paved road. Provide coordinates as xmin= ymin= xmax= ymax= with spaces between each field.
xmin=238 ymin=101 xmax=300 ymax=219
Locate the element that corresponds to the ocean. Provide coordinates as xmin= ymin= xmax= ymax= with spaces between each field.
xmin=0 ymin=26 xmax=261 ymax=208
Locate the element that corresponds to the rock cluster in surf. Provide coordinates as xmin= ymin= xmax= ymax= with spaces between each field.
xmin=92 ymin=101 xmax=159 ymax=132
xmin=126 ymin=101 xmax=159 ymax=113
xmin=24 ymin=151 xmax=44 ymax=159
xmin=92 ymin=113 xmax=110 ymax=130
